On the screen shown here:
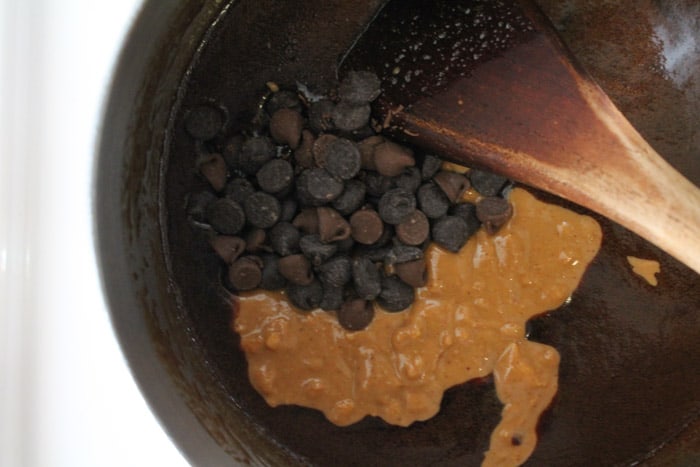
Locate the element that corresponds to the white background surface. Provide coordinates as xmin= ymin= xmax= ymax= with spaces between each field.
xmin=0 ymin=2 xmax=190 ymax=466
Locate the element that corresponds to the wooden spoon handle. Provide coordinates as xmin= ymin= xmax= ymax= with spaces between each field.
xmin=572 ymin=85 xmax=700 ymax=275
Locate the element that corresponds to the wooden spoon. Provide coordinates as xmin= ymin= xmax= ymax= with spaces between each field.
xmin=340 ymin=0 xmax=700 ymax=274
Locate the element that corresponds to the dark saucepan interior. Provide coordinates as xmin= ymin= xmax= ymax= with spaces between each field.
xmin=123 ymin=0 xmax=700 ymax=465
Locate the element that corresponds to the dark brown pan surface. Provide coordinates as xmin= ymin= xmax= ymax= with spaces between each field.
xmin=162 ymin=1 xmax=700 ymax=465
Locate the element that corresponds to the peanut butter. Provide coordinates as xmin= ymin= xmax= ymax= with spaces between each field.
xmin=233 ymin=188 xmax=602 ymax=466
xmin=627 ymin=256 xmax=660 ymax=286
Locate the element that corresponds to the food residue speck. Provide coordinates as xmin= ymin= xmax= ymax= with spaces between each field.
xmin=627 ymin=256 xmax=660 ymax=286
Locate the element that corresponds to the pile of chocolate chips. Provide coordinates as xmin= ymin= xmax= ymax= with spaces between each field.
xmin=184 ymin=71 xmax=513 ymax=331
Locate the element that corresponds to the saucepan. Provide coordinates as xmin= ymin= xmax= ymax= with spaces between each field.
xmin=95 ymin=0 xmax=700 ymax=465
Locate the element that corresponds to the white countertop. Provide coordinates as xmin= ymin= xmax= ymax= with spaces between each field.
xmin=0 ymin=2 xmax=190 ymax=466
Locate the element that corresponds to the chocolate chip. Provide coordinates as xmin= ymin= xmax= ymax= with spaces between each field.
xmin=354 ymin=244 xmax=391 ymax=263
xmin=392 ymin=167 xmax=422 ymax=193
xmin=296 ymin=168 xmax=344 ymax=206
xmin=317 ymin=207 xmax=352 ymax=243
xmin=417 ymin=183 xmax=450 ymax=219
xmin=358 ymin=135 xmax=384 ymax=170
xmin=386 ymin=244 xmax=424 ymax=265
xmin=244 ymin=228 xmax=268 ymax=253
xmin=433 ymin=170 xmax=471 ymax=202
xmin=279 ymin=198 xmax=298 ymax=222
xmin=319 ymin=285 xmax=344 ymax=311
xmin=228 ymin=256 xmax=263 ymax=291
xmin=269 ymin=108 xmax=304 ymax=149
xmin=206 ymin=198 xmax=246 ymax=235
xmin=373 ymin=141 xmax=415 ymax=177
xmin=377 ymin=275 xmax=414 ymax=311
xmin=338 ymin=71 xmax=381 ymax=104
xmin=266 ymin=89 xmax=302 ymax=115
xmin=318 ymin=255 xmax=352 ymax=287
xmin=286 ymin=280 xmax=323 ymax=311
xmin=224 ymin=177 xmax=255 ymax=202
xmin=278 ymin=254 xmax=314 ymax=285
xmin=269 ymin=221 xmax=300 ymax=256
xmin=312 ymin=133 xmax=338 ymax=167
xmin=372 ymin=222 xmax=394 ymax=247
xmin=476 ymin=196 xmax=514 ymax=234
xmin=344 ymin=123 xmax=375 ymax=141
xmin=332 ymin=101 xmax=371 ymax=132
xmin=186 ymin=191 xmax=217 ymax=226
xmin=292 ymin=208 xmax=319 ymax=234
xmin=334 ymin=235 xmax=355 ymax=253
xmin=432 ymin=216 xmax=471 ymax=252
xmin=378 ymin=188 xmax=416 ymax=225
xmin=197 ymin=153 xmax=228 ymax=192
xmin=299 ymin=234 xmax=338 ymax=266
xmin=396 ymin=210 xmax=430 ymax=246
xmin=209 ymin=235 xmax=246 ymax=264
xmin=363 ymin=171 xmax=393 ymax=197
xmin=395 ymin=259 xmax=428 ymax=288
xmin=239 ymin=136 xmax=275 ymax=175
xmin=324 ymin=138 xmax=361 ymax=180
xmin=184 ymin=104 xmax=225 ymax=140
xmin=332 ymin=179 xmax=366 ymax=216
xmin=451 ymin=202 xmax=481 ymax=236
xmin=259 ymin=253 xmax=287 ymax=290
xmin=337 ymin=298 xmax=375 ymax=331
xmin=421 ymin=154 xmax=443 ymax=180
xmin=294 ymin=130 xmax=316 ymax=169
xmin=469 ymin=169 xmax=509 ymax=197
xmin=349 ymin=209 xmax=384 ymax=245
xmin=308 ymin=99 xmax=335 ymax=133
xmin=243 ymin=192 xmax=281 ymax=229
xmin=256 ymin=158 xmax=294 ymax=195
xmin=352 ymin=256 xmax=381 ymax=300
